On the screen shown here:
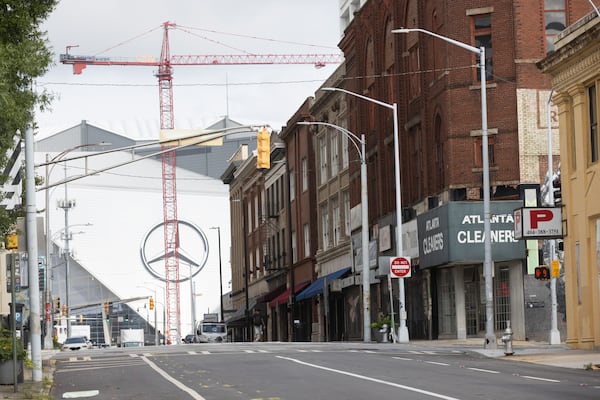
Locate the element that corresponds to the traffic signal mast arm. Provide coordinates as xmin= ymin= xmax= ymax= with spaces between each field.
xmin=60 ymin=52 xmax=343 ymax=74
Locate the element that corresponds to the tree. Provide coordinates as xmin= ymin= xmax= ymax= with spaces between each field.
xmin=0 ymin=1 xmax=57 ymax=236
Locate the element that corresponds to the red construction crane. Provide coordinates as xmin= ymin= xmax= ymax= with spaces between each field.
xmin=61 ymin=21 xmax=342 ymax=344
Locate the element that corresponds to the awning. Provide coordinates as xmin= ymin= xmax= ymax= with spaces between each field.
xmin=225 ymin=298 xmax=257 ymax=326
xmin=268 ymin=282 xmax=310 ymax=308
xmin=255 ymin=284 xmax=286 ymax=303
xmin=295 ymin=267 xmax=352 ymax=302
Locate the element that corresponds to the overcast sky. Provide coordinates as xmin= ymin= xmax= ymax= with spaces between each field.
xmin=36 ymin=0 xmax=342 ymax=139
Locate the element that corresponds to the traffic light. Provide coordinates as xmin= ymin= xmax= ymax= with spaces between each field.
xmin=552 ymin=176 xmax=562 ymax=206
xmin=535 ymin=265 xmax=551 ymax=280
xmin=125 ymin=314 xmax=129 ymax=322
xmin=103 ymin=301 xmax=109 ymax=315
xmin=62 ymin=304 xmax=67 ymax=316
xmin=79 ymin=314 xmax=83 ymax=323
xmin=256 ymin=127 xmax=270 ymax=169
xmin=55 ymin=297 xmax=60 ymax=311
xmin=149 ymin=296 xmax=154 ymax=310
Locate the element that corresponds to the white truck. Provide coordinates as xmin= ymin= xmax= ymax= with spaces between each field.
xmin=196 ymin=313 xmax=227 ymax=343
xmin=120 ymin=328 xmax=145 ymax=347
xmin=55 ymin=323 xmax=91 ymax=344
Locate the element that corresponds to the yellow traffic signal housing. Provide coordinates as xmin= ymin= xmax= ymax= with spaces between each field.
xmin=103 ymin=301 xmax=110 ymax=315
xmin=257 ymin=128 xmax=270 ymax=169
xmin=6 ymin=233 xmax=17 ymax=250
xmin=149 ymin=297 xmax=154 ymax=310
xmin=62 ymin=304 xmax=67 ymax=316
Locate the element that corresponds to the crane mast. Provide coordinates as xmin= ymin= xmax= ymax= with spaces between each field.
xmin=60 ymin=21 xmax=342 ymax=345
xmin=157 ymin=21 xmax=182 ymax=345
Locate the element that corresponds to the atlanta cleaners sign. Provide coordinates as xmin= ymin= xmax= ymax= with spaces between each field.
xmin=417 ymin=201 xmax=525 ymax=268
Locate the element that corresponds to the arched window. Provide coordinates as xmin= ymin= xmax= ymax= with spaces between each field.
xmin=544 ymin=0 xmax=566 ymax=54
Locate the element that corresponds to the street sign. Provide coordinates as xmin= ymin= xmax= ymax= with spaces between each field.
xmin=390 ymin=256 xmax=411 ymax=278
xmin=514 ymin=207 xmax=562 ymax=239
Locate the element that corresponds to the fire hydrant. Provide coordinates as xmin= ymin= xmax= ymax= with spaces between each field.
xmin=379 ymin=324 xmax=389 ymax=343
xmin=501 ymin=320 xmax=514 ymax=356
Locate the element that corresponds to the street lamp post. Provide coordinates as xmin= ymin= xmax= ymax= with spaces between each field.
xmin=392 ymin=27 xmax=496 ymax=348
xmin=143 ymin=282 xmax=166 ymax=344
xmin=210 ymin=227 xmax=224 ymax=322
xmin=321 ymin=87 xmax=409 ymax=343
xmin=297 ymin=121 xmax=371 ymax=342
xmin=43 ymin=142 xmax=111 ymax=342
xmin=138 ymin=286 xmax=159 ymax=346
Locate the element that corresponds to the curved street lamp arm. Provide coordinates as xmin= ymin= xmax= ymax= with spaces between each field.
xmin=321 ymin=87 xmax=394 ymax=110
xmin=297 ymin=121 xmax=364 ymax=163
xmin=392 ymin=28 xmax=481 ymax=55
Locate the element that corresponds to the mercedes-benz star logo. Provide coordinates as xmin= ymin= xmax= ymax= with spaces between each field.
xmin=140 ymin=220 xmax=209 ymax=282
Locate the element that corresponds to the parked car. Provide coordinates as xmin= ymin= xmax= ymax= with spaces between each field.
xmin=183 ymin=334 xmax=197 ymax=344
xmin=62 ymin=336 xmax=90 ymax=351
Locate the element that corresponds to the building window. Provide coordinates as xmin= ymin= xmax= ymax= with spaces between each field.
xmin=589 ymin=84 xmax=598 ymax=163
xmin=291 ymin=231 xmax=297 ymax=263
xmin=302 ymin=158 xmax=308 ymax=192
xmin=343 ymin=191 xmax=350 ymax=237
xmin=320 ymin=136 xmax=328 ymax=184
xmin=256 ymin=250 xmax=261 ymax=276
xmin=254 ymin=195 xmax=259 ymax=228
xmin=247 ymin=202 xmax=252 ymax=232
xmin=341 ymin=134 xmax=349 ymax=169
xmin=473 ymin=135 xmax=495 ymax=168
xmin=303 ymin=224 xmax=310 ymax=257
xmin=472 ymin=14 xmax=493 ymax=81
xmin=544 ymin=0 xmax=566 ymax=54
xmin=321 ymin=204 xmax=329 ymax=251
xmin=331 ymin=134 xmax=339 ymax=177
xmin=409 ymin=45 xmax=421 ymax=98
xmin=249 ymin=250 xmax=254 ymax=278
xmin=289 ymin=171 xmax=295 ymax=201
xmin=494 ymin=267 xmax=511 ymax=331
xmin=332 ymin=198 xmax=340 ymax=246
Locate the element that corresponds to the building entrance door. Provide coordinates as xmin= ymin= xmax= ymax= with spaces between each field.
xmin=464 ymin=266 xmax=483 ymax=336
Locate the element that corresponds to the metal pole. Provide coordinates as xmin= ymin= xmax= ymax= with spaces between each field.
xmin=154 ymin=289 xmax=159 ymax=346
xmin=320 ymin=88 xmax=409 ymax=342
xmin=62 ymin=161 xmax=73 ymax=339
xmin=211 ymin=227 xmax=224 ymax=322
xmin=44 ymin=154 xmax=54 ymax=349
xmin=25 ymin=127 xmax=43 ymax=381
xmin=391 ymin=29 xmax=494 ymax=347
xmin=480 ymin=47 xmax=496 ymax=349
xmin=190 ymin=264 xmax=196 ymax=335
xmin=393 ymin=102 xmax=409 ymax=343
xmin=297 ymin=121 xmax=371 ymax=341
xmin=547 ymin=90 xmax=561 ymax=345
xmin=359 ymin=134 xmax=371 ymax=342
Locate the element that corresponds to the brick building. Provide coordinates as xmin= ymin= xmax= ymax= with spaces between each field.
xmin=333 ymin=0 xmax=594 ymax=341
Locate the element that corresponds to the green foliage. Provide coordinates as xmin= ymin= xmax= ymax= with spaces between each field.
xmin=0 ymin=328 xmax=27 ymax=362
xmin=370 ymin=313 xmax=392 ymax=329
xmin=0 ymin=1 xmax=57 ymax=234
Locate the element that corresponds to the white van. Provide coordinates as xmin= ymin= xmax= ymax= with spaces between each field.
xmin=196 ymin=321 xmax=227 ymax=343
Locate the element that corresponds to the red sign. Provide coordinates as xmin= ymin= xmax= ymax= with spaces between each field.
xmin=390 ymin=257 xmax=411 ymax=278
xmin=514 ymin=207 xmax=562 ymax=239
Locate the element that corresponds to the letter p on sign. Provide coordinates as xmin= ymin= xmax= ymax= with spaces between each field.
xmin=530 ymin=209 xmax=553 ymax=229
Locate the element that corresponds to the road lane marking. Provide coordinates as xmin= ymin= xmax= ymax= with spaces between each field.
xmin=140 ymin=355 xmax=207 ymax=400
xmin=392 ymin=357 xmax=413 ymax=361
xmin=187 ymin=351 xmax=197 ymax=355
xmin=521 ymin=375 xmax=560 ymax=383
xmin=245 ymin=350 xmax=256 ymax=353
xmin=467 ymin=368 xmax=500 ymax=374
xmin=425 ymin=361 xmax=450 ymax=366
xmin=62 ymin=390 xmax=100 ymax=398
xmin=277 ymin=356 xmax=461 ymax=400
xmin=201 ymin=350 xmax=210 ymax=354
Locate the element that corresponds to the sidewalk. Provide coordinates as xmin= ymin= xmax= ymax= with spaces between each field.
xmin=0 ymin=350 xmax=57 ymax=399
xmin=411 ymin=338 xmax=600 ymax=370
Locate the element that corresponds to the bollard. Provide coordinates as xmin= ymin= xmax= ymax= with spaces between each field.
xmin=501 ymin=320 xmax=514 ymax=356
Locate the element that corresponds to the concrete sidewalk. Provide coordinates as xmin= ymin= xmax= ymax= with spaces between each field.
xmin=411 ymin=338 xmax=600 ymax=370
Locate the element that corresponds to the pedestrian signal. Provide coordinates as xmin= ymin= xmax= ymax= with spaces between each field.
xmin=535 ymin=265 xmax=550 ymax=280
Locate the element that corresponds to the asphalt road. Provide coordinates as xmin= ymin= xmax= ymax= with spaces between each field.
xmin=51 ymin=342 xmax=600 ymax=399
